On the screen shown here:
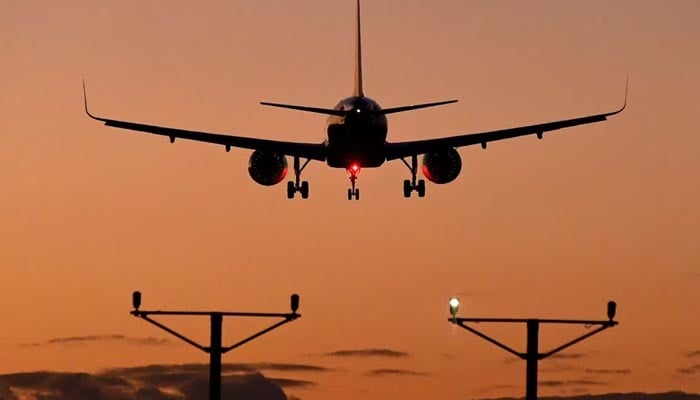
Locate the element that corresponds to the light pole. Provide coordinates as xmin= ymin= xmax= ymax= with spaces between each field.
xmin=131 ymin=291 xmax=301 ymax=400
xmin=448 ymin=298 xmax=618 ymax=400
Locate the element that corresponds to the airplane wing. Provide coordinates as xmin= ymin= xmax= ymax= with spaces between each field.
xmin=83 ymin=85 xmax=326 ymax=161
xmin=385 ymin=97 xmax=626 ymax=161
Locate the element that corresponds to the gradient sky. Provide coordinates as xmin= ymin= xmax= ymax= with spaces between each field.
xmin=1 ymin=1 xmax=699 ymax=399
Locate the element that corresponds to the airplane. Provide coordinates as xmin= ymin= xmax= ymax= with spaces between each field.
xmin=84 ymin=0 xmax=626 ymax=201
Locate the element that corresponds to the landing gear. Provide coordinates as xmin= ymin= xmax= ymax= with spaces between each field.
xmin=347 ymin=188 xmax=360 ymax=200
xmin=416 ymin=179 xmax=425 ymax=197
xmin=287 ymin=156 xmax=311 ymax=199
xmin=347 ymin=163 xmax=361 ymax=200
xmin=400 ymin=154 xmax=426 ymax=198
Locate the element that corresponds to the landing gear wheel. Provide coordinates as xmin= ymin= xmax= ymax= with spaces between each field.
xmin=347 ymin=188 xmax=359 ymax=200
xmin=403 ymin=179 xmax=412 ymax=198
xmin=300 ymin=181 xmax=309 ymax=199
xmin=416 ymin=179 xmax=426 ymax=198
xmin=400 ymin=155 xmax=426 ymax=198
xmin=287 ymin=181 xmax=296 ymax=199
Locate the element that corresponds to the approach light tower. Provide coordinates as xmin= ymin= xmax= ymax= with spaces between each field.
xmin=131 ymin=291 xmax=301 ymax=400
xmin=448 ymin=298 xmax=619 ymax=400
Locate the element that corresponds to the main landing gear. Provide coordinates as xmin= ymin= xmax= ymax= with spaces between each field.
xmin=347 ymin=163 xmax=360 ymax=200
xmin=287 ymin=156 xmax=311 ymax=199
xmin=401 ymin=154 xmax=425 ymax=198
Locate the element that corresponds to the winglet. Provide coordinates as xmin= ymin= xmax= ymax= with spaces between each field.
xmin=620 ymin=74 xmax=629 ymax=112
xmin=82 ymin=79 xmax=103 ymax=121
xmin=610 ymin=74 xmax=628 ymax=116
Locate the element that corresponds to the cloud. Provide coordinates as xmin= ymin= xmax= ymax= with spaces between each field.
xmin=103 ymin=362 xmax=328 ymax=388
xmin=323 ymin=348 xmax=409 ymax=358
xmin=571 ymin=388 xmax=591 ymax=395
xmin=548 ymin=353 xmax=588 ymax=360
xmin=505 ymin=353 xmax=589 ymax=365
xmin=0 ymin=371 xmax=131 ymax=390
xmin=0 ymin=363 xmax=325 ymax=400
xmin=101 ymin=364 xmax=197 ymax=387
xmin=540 ymin=363 xmax=579 ymax=373
xmin=268 ymin=377 xmax=316 ymax=389
xmin=538 ymin=379 xmax=607 ymax=387
xmin=687 ymin=350 xmax=700 ymax=358
xmin=21 ymin=334 xmax=170 ymax=347
xmin=0 ymin=383 xmax=19 ymax=400
xmin=676 ymin=364 xmax=700 ymax=375
xmin=363 ymin=369 xmax=428 ymax=377
xmin=236 ymin=363 xmax=329 ymax=373
xmin=486 ymin=383 xmax=519 ymax=390
xmin=134 ymin=386 xmax=182 ymax=400
xmin=584 ymin=369 xmax=631 ymax=375
xmin=100 ymin=362 xmax=327 ymax=395
xmin=179 ymin=373 xmax=286 ymax=400
xmin=0 ymin=371 xmax=134 ymax=400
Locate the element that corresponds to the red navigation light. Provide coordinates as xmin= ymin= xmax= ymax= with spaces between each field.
xmin=349 ymin=163 xmax=361 ymax=175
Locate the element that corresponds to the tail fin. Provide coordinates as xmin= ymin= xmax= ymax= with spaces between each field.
xmin=353 ymin=0 xmax=364 ymax=97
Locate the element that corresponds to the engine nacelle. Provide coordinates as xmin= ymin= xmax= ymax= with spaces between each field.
xmin=422 ymin=148 xmax=462 ymax=184
xmin=248 ymin=150 xmax=288 ymax=186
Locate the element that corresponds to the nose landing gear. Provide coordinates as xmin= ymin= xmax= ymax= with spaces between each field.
xmin=401 ymin=154 xmax=425 ymax=198
xmin=347 ymin=163 xmax=360 ymax=200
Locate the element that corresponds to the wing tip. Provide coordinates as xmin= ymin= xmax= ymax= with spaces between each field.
xmin=622 ymin=74 xmax=629 ymax=110
xmin=613 ymin=74 xmax=629 ymax=115
xmin=82 ymin=79 xmax=101 ymax=121
xmin=603 ymin=75 xmax=628 ymax=118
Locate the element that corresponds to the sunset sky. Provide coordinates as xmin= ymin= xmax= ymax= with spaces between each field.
xmin=1 ymin=1 xmax=699 ymax=399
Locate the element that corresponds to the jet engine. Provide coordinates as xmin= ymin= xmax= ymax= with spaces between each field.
xmin=248 ymin=150 xmax=288 ymax=186
xmin=421 ymin=148 xmax=462 ymax=184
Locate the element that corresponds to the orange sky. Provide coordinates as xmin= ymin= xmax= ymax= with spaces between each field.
xmin=1 ymin=1 xmax=699 ymax=399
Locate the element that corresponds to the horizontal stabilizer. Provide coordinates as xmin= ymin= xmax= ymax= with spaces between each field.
xmin=261 ymin=102 xmax=345 ymax=116
xmin=378 ymin=99 xmax=458 ymax=115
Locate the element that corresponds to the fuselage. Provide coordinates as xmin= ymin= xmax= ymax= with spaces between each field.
xmin=324 ymin=96 xmax=387 ymax=169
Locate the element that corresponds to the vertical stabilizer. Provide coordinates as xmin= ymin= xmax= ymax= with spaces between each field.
xmin=353 ymin=0 xmax=364 ymax=97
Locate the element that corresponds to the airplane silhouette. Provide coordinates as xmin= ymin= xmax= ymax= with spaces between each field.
xmin=84 ymin=0 xmax=626 ymax=201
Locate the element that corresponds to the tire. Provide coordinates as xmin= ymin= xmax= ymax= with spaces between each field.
xmin=417 ymin=179 xmax=426 ymax=198
xmin=403 ymin=179 xmax=412 ymax=198
xmin=300 ymin=181 xmax=309 ymax=199
xmin=287 ymin=181 xmax=295 ymax=199
xmin=347 ymin=188 xmax=353 ymax=200
xmin=355 ymin=188 xmax=360 ymax=200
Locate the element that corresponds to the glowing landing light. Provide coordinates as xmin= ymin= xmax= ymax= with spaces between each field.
xmin=349 ymin=163 xmax=361 ymax=174
xmin=356 ymin=108 xmax=361 ymax=113
xmin=449 ymin=297 xmax=460 ymax=319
